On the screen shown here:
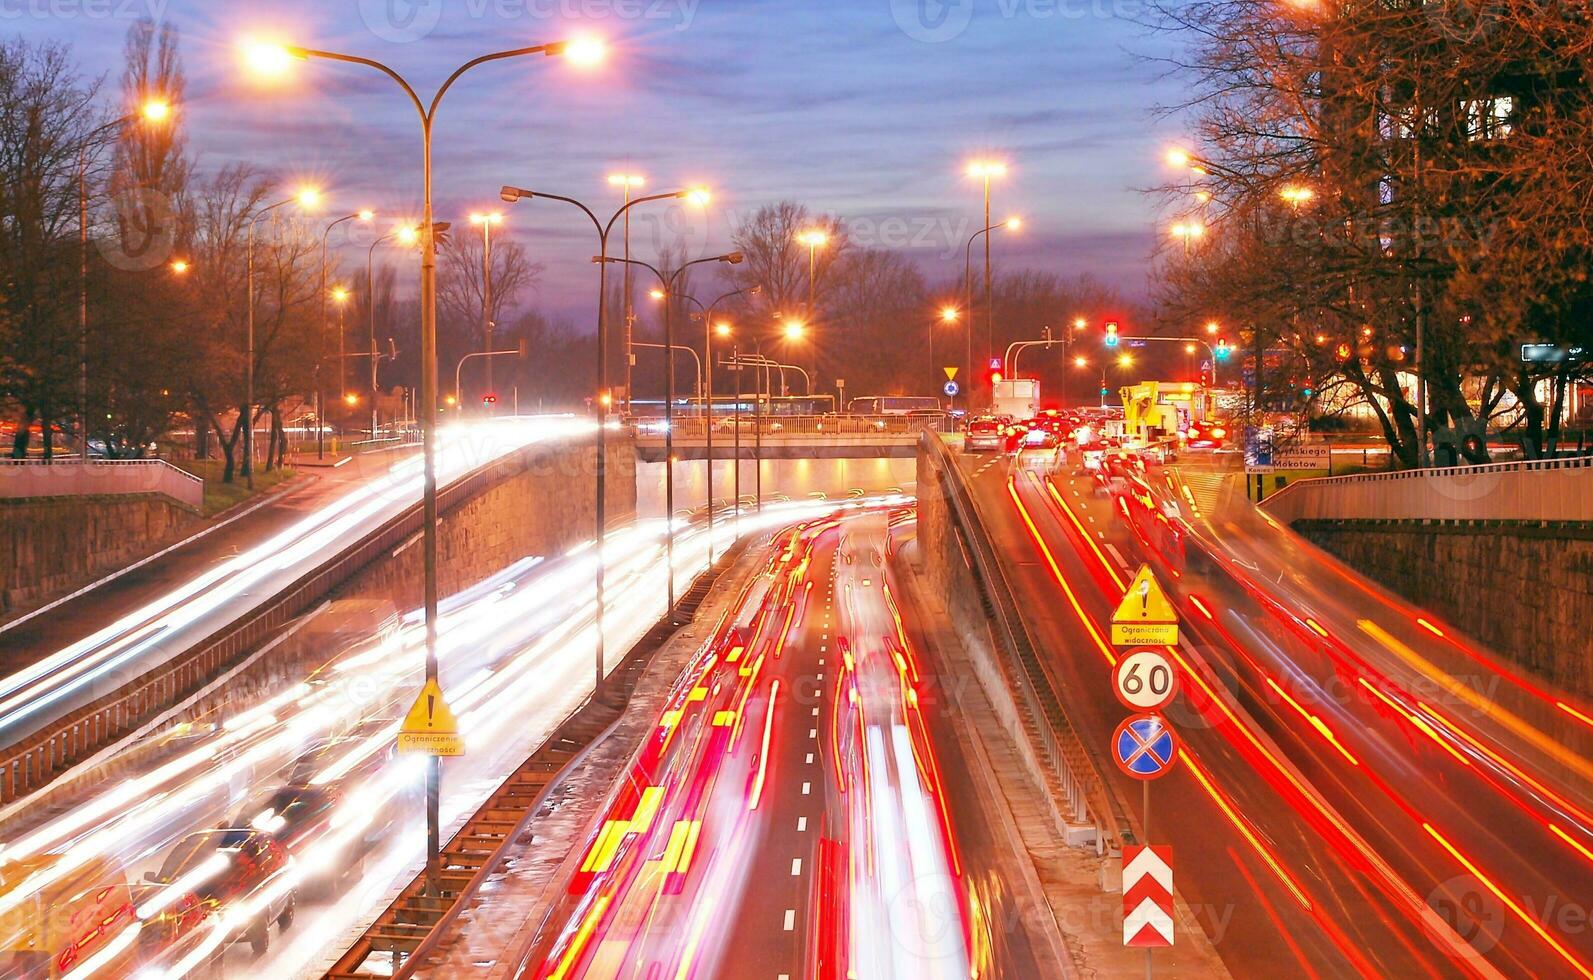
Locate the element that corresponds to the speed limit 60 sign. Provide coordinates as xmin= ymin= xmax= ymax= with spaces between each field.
xmin=1114 ymin=649 xmax=1179 ymax=712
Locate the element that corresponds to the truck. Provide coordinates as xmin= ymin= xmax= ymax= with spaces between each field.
xmin=990 ymin=378 xmax=1040 ymax=420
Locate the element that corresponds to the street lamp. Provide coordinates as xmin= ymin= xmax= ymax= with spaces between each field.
xmin=602 ymin=251 xmax=744 ymax=616
xmin=468 ymin=211 xmax=504 ymax=412
xmin=77 ymin=97 xmax=178 ymax=461
xmin=966 ymin=160 xmax=1008 ymax=381
xmin=365 ymin=227 xmax=417 ymax=441
xmin=249 ymin=33 xmax=607 ymax=897
xmin=663 ymin=284 xmax=758 ymax=565
xmin=1170 ymin=221 xmax=1205 ymax=257
xmin=500 ymin=180 xmax=709 ymax=694
xmin=319 ymin=209 xmax=374 ymax=459
xmin=245 ymin=188 xmax=321 ymax=488
xmin=962 ymin=214 xmax=1020 ymax=408
xmin=609 ymin=173 xmax=645 ymax=412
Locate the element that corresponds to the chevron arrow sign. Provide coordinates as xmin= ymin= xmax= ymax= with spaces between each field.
xmin=1123 ymin=845 xmax=1175 ymax=947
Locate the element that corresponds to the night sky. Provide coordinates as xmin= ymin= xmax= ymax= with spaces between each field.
xmin=18 ymin=0 xmax=1187 ymax=321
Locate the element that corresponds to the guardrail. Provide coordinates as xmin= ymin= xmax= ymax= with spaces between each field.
xmin=630 ymin=413 xmax=953 ymax=440
xmin=0 ymin=458 xmax=204 ymax=510
xmin=0 ymin=438 xmax=590 ymax=804
xmin=1261 ymin=453 xmax=1593 ymax=524
xmin=923 ymin=432 xmax=1131 ymax=850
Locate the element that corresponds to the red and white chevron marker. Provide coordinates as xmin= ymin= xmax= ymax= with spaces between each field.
xmin=1123 ymin=845 xmax=1175 ymax=948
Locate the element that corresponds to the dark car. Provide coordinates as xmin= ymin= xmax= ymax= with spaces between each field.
xmin=138 ymin=829 xmax=295 ymax=958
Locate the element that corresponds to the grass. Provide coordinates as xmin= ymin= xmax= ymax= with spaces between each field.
xmin=173 ymin=458 xmax=297 ymax=517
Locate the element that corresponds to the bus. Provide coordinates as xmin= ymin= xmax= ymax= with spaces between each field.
xmin=847 ymin=396 xmax=941 ymax=416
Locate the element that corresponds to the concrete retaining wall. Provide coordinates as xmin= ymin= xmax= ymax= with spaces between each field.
xmin=345 ymin=436 xmax=636 ymax=615
xmin=1296 ymin=520 xmax=1593 ymax=698
xmin=0 ymin=495 xmax=204 ymax=619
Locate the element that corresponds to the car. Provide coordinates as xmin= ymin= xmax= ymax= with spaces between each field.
xmin=965 ymin=418 xmax=1005 ymax=452
xmin=1184 ymin=422 xmax=1229 ymax=449
xmin=1020 ymin=425 xmax=1059 ymax=449
xmin=0 ymin=856 xmax=137 ymax=978
xmin=137 ymin=829 xmax=295 ymax=959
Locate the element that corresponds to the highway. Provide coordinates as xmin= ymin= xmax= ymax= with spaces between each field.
xmin=960 ymin=443 xmax=1593 ymax=979
xmin=0 ymin=463 xmax=877 ymax=978
xmin=523 ymin=508 xmax=1050 ymax=979
xmin=0 ymin=417 xmax=592 ymax=752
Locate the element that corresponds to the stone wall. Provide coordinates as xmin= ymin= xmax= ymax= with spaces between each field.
xmin=336 ymin=436 xmax=636 ymax=615
xmin=0 ymin=494 xmax=203 ymax=618
xmin=1296 ymin=520 xmax=1593 ymax=698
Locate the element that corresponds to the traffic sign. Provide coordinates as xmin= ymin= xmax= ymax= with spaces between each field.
xmin=1112 ymin=714 xmax=1179 ymax=780
xmin=943 ymin=366 xmax=959 ymax=381
xmin=1123 ymin=845 xmax=1175 ymax=947
xmin=398 ymin=678 xmax=464 ymax=756
xmin=1114 ymin=648 xmax=1179 ymax=712
xmin=1111 ymin=565 xmax=1179 ymax=647
xmin=943 ymin=380 xmax=961 ymax=398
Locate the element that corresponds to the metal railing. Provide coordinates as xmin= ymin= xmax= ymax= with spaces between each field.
xmin=923 ymin=432 xmax=1130 ymax=850
xmin=1261 ymin=453 xmax=1593 ymax=524
xmin=0 ymin=437 xmax=590 ymax=804
xmin=630 ymin=413 xmax=953 ymax=440
xmin=0 ymin=458 xmax=204 ymax=510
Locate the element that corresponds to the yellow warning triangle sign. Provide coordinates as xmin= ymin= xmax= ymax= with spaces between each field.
xmin=944 ymin=366 xmax=959 ymax=381
xmin=401 ymin=678 xmax=458 ymax=736
xmin=1111 ymin=566 xmax=1179 ymax=647
xmin=1114 ymin=565 xmax=1178 ymax=624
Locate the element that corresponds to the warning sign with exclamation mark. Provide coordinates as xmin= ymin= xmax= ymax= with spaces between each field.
xmin=1110 ymin=565 xmax=1180 ymax=647
xmin=398 ymin=678 xmax=465 ymax=756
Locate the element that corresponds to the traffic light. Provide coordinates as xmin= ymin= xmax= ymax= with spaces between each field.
xmin=989 ymin=368 xmax=1005 ymax=386
xmin=1105 ymin=321 xmax=1120 ymax=348
xmin=1214 ymin=339 xmax=1232 ymax=361
xmin=483 ymin=393 xmax=498 ymax=406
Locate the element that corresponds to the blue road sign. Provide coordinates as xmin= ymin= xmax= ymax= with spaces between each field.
xmin=1113 ymin=714 xmax=1179 ymax=780
xmin=944 ymin=380 xmax=961 ymax=398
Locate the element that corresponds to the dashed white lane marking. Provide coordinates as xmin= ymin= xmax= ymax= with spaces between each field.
xmin=1104 ymin=543 xmax=1129 ymax=568
xmin=784 ymin=910 xmax=796 ymax=931
xmin=809 ymin=729 xmax=817 ymax=738
xmin=811 ymin=706 xmax=819 ymax=717
xmin=791 ymin=858 xmax=803 ymax=876
xmin=801 ymin=781 xmax=811 ymax=795
xmin=817 ymin=673 xmax=824 ymax=681
xmin=805 ymin=752 xmax=814 ymax=764
xmin=797 ymin=816 xmax=808 ymax=832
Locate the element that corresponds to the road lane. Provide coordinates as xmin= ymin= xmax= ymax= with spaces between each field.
xmin=525 ymin=508 xmax=1048 ymax=979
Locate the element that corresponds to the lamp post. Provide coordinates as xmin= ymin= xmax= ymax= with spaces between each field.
xmin=320 ymin=210 xmax=373 ymax=459
xmin=501 ymin=180 xmax=708 ymax=694
xmin=609 ymin=174 xmax=644 ymax=414
xmin=79 ymin=98 xmax=176 ymax=462
xmin=797 ymin=230 xmax=828 ymax=389
xmin=966 ymin=160 xmax=1007 ymax=380
xmin=468 ymin=212 xmax=504 ymax=412
xmin=962 ymin=215 xmax=1019 ymax=407
xmin=666 ymin=285 xmax=756 ymax=564
xmin=603 ymin=253 xmax=745 ymax=615
xmin=366 ymin=227 xmax=417 ymax=440
xmin=251 ymin=33 xmax=607 ymax=895
xmin=246 ymin=189 xmax=321 ymax=489
xmin=934 ymin=306 xmax=959 ymax=407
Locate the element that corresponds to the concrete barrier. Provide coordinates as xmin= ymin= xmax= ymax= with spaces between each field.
xmin=1261 ymin=454 xmax=1593 ymax=524
xmin=0 ymin=459 xmax=204 ymax=511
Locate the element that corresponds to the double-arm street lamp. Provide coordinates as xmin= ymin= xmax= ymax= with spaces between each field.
xmin=500 ymin=181 xmax=708 ymax=695
xmin=364 ymin=226 xmax=419 ymax=440
xmin=602 ymin=253 xmax=745 ymax=616
xmin=966 ymin=160 xmax=1008 ymax=387
xmin=247 ymin=31 xmax=606 ymax=896
xmin=245 ymin=189 xmax=321 ymax=488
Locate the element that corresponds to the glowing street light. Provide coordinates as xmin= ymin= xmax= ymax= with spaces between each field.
xmin=169 ymin=259 xmax=189 ymax=274
xmin=1170 ymin=221 xmax=1205 ymax=257
xmin=1280 ymin=185 xmax=1316 ymax=209
xmin=1206 ymin=320 xmax=1221 ymax=335
xmin=941 ymin=307 xmax=960 ymax=323
xmin=784 ymin=319 xmax=806 ymax=341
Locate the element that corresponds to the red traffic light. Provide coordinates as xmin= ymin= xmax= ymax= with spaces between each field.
xmin=483 ymin=394 xmax=498 ymax=405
